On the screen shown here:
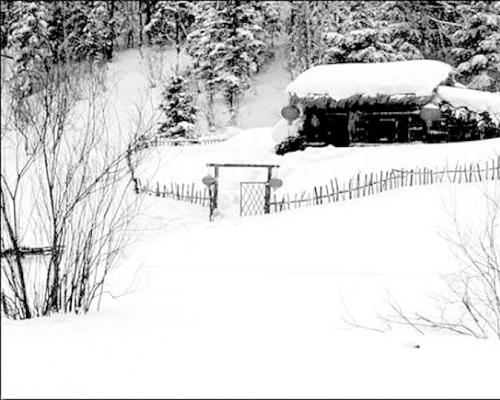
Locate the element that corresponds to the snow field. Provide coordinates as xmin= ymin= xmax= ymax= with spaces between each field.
xmin=3 ymin=182 xmax=500 ymax=398
xmin=2 ymin=46 xmax=500 ymax=398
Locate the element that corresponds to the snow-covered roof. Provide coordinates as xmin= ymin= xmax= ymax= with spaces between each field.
xmin=286 ymin=60 xmax=454 ymax=100
xmin=436 ymin=86 xmax=500 ymax=116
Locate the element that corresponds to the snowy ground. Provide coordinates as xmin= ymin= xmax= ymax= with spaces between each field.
xmin=2 ymin=47 xmax=500 ymax=398
xmin=137 ymin=127 xmax=500 ymax=218
xmin=3 ymin=182 xmax=500 ymax=398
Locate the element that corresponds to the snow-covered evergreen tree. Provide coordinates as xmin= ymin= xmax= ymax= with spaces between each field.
xmin=60 ymin=1 xmax=115 ymax=62
xmin=113 ymin=2 xmax=139 ymax=48
xmin=392 ymin=1 xmax=459 ymax=63
xmin=322 ymin=1 xmax=423 ymax=65
xmin=184 ymin=2 xmax=219 ymax=128
xmin=144 ymin=1 xmax=194 ymax=50
xmin=186 ymin=0 xmax=267 ymax=124
xmin=0 ymin=0 xmax=14 ymax=50
xmin=252 ymin=1 xmax=282 ymax=68
xmin=214 ymin=0 xmax=266 ymax=122
xmin=286 ymin=1 xmax=332 ymax=78
xmin=451 ymin=1 xmax=500 ymax=91
xmin=85 ymin=1 xmax=115 ymax=61
xmin=158 ymin=71 xmax=198 ymax=138
xmin=7 ymin=1 xmax=52 ymax=98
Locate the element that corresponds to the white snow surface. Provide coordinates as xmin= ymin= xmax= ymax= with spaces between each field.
xmin=138 ymin=126 xmax=500 ymax=218
xmin=3 ymin=182 xmax=500 ymax=398
xmin=437 ymin=85 xmax=500 ymax=116
xmin=3 ymin=47 xmax=500 ymax=398
xmin=286 ymin=60 xmax=454 ymax=100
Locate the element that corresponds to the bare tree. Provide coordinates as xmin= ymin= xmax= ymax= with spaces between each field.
xmin=1 ymin=60 xmax=152 ymax=319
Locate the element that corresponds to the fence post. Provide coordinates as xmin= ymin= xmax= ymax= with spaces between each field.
xmin=356 ymin=173 xmax=361 ymax=198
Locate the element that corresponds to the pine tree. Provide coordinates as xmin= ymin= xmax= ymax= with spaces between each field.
xmin=86 ymin=1 xmax=115 ymax=61
xmin=185 ymin=1 xmax=219 ymax=128
xmin=286 ymin=1 xmax=330 ymax=78
xmin=0 ymin=0 xmax=14 ymax=50
xmin=141 ymin=0 xmax=158 ymax=46
xmin=59 ymin=1 xmax=115 ymax=62
xmin=158 ymin=71 xmax=198 ymax=138
xmin=259 ymin=1 xmax=282 ymax=48
xmin=144 ymin=1 xmax=194 ymax=48
xmin=8 ymin=1 xmax=52 ymax=98
xmin=322 ymin=1 xmax=423 ymax=65
xmin=113 ymin=1 xmax=140 ymax=49
xmin=451 ymin=1 xmax=500 ymax=91
xmin=392 ymin=1 xmax=460 ymax=63
xmin=186 ymin=0 xmax=267 ymax=125
xmin=213 ymin=0 xmax=266 ymax=122
xmin=252 ymin=1 xmax=282 ymax=69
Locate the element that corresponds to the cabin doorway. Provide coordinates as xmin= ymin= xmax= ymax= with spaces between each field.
xmin=323 ymin=112 xmax=349 ymax=147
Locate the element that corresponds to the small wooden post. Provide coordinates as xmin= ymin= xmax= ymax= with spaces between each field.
xmin=213 ymin=165 xmax=219 ymax=210
xmin=264 ymin=166 xmax=272 ymax=214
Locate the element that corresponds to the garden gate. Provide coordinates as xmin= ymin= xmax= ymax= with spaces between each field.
xmin=204 ymin=163 xmax=281 ymax=220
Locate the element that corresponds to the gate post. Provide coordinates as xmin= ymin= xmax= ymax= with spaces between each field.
xmin=264 ymin=166 xmax=272 ymax=214
xmin=213 ymin=165 xmax=219 ymax=210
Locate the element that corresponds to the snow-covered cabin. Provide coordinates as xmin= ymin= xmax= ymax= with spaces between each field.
xmin=283 ymin=60 xmax=499 ymax=147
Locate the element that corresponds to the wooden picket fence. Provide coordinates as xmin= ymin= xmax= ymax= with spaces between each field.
xmin=132 ymin=136 xmax=227 ymax=152
xmin=137 ymin=178 xmax=211 ymax=206
xmin=270 ymin=156 xmax=500 ymax=213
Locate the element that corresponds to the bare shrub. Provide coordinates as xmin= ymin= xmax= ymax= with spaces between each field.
xmin=380 ymin=186 xmax=500 ymax=339
xmin=1 ymin=61 xmax=149 ymax=319
xmin=341 ymin=185 xmax=500 ymax=340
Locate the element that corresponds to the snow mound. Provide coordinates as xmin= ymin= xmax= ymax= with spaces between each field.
xmin=437 ymin=86 xmax=500 ymax=116
xmin=285 ymin=60 xmax=453 ymax=100
xmin=271 ymin=118 xmax=302 ymax=143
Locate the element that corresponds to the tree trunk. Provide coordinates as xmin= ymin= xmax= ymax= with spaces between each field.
xmin=144 ymin=0 xmax=154 ymax=46
xmin=175 ymin=7 xmax=180 ymax=71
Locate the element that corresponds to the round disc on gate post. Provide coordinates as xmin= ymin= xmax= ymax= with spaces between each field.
xmin=202 ymin=175 xmax=216 ymax=187
xmin=269 ymin=177 xmax=283 ymax=190
xmin=281 ymin=105 xmax=300 ymax=122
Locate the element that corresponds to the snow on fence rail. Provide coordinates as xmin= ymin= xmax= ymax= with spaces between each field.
xmin=132 ymin=136 xmax=227 ymax=152
xmin=137 ymin=178 xmax=211 ymax=206
xmin=270 ymin=156 xmax=500 ymax=213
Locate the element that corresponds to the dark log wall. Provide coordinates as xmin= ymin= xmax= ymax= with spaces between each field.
xmin=301 ymin=107 xmax=427 ymax=146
